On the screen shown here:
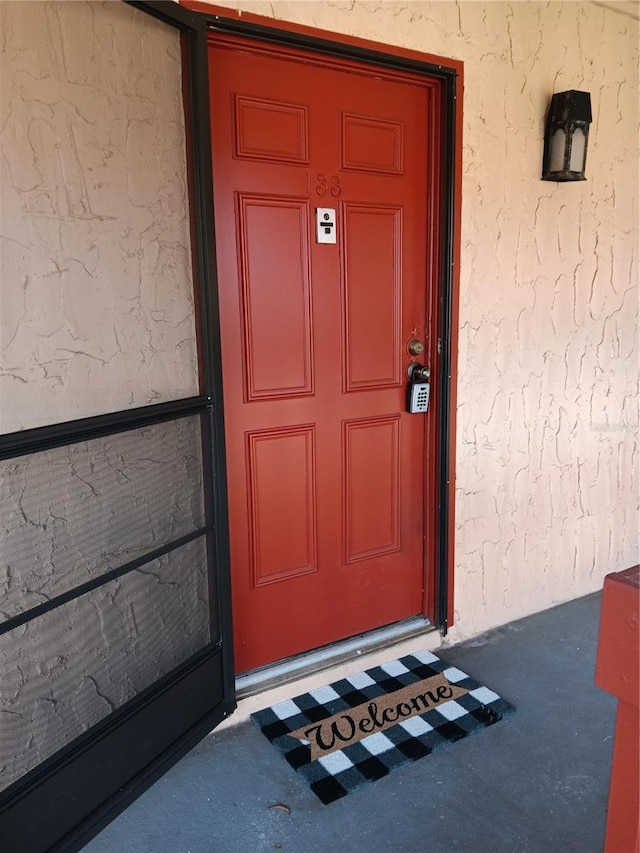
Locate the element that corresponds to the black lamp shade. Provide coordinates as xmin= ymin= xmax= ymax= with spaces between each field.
xmin=542 ymin=90 xmax=593 ymax=182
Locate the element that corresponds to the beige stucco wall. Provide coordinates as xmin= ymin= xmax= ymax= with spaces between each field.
xmin=204 ymin=0 xmax=639 ymax=640
xmin=0 ymin=1 xmax=199 ymax=433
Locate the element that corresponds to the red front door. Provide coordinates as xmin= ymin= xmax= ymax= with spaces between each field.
xmin=209 ymin=35 xmax=438 ymax=673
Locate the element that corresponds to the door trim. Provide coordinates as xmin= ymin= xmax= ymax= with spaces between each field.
xmin=185 ymin=0 xmax=462 ymax=633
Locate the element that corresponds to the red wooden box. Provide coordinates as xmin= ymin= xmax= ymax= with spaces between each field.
xmin=595 ymin=566 xmax=640 ymax=853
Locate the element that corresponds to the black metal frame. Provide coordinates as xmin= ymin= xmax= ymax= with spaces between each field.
xmin=204 ymin=12 xmax=458 ymax=633
xmin=435 ymin=72 xmax=458 ymax=634
xmin=0 ymin=2 xmax=234 ymax=851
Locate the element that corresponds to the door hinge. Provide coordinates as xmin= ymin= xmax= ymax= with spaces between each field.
xmin=436 ymin=337 xmax=442 ymax=355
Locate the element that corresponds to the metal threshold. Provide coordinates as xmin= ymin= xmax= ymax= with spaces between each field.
xmin=236 ymin=616 xmax=435 ymax=699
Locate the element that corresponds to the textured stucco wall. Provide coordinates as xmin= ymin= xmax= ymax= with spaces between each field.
xmin=203 ymin=0 xmax=639 ymax=640
xmin=0 ymin=1 xmax=199 ymax=433
xmin=0 ymin=2 xmax=211 ymax=790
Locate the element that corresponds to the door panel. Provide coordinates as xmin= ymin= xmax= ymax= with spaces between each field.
xmin=234 ymin=96 xmax=309 ymax=164
xmin=238 ymin=195 xmax=313 ymax=398
xmin=209 ymin=36 xmax=434 ymax=673
xmin=341 ymin=113 xmax=404 ymax=174
xmin=342 ymin=204 xmax=402 ymax=389
xmin=343 ymin=415 xmax=401 ymax=562
xmin=248 ymin=425 xmax=318 ymax=586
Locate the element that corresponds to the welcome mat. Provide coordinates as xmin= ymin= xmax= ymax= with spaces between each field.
xmin=251 ymin=649 xmax=514 ymax=804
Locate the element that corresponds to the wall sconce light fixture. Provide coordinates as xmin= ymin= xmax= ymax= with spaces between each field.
xmin=542 ymin=90 xmax=593 ymax=182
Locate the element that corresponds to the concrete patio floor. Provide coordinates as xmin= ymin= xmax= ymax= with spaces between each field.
xmin=83 ymin=592 xmax=616 ymax=853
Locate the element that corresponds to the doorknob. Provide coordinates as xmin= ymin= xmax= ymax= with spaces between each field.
xmin=407 ymin=338 xmax=425 ymax=356
xmin=407 ymin=362 xmax=431 ymax=382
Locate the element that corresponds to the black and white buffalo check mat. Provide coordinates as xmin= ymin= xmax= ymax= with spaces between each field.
xmin=251 ymin=649 xmax=514 ymax=804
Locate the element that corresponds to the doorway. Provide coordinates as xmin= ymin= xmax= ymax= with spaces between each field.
xmin=207 ymin=29 xmax=454 ymax=674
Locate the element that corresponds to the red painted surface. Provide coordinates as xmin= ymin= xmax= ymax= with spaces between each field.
xmin=184 ymin=0 xmax=464 ymax=77
xmin=181 ymin=3 xmax=463 ymax=636
xmin=595 ymin=566 xmax=640 ymax=853
xmin=208 ymin=34 xmax=444 ymax=672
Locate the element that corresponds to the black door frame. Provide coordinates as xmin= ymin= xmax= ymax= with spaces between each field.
xmin=0 ymin=3 xmax=234 ymax=851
